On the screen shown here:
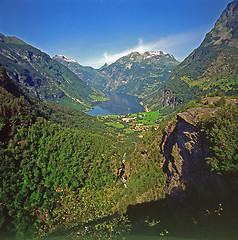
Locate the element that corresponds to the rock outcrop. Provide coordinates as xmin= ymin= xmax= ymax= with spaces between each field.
xmin=127 ymin=96 xmax=238 ymax=237
xmin=160 ymin=98 xmax=231 ymax=199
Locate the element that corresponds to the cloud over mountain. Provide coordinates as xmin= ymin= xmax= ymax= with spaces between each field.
xmin=89 ymin=29 xmax=205 ymax=68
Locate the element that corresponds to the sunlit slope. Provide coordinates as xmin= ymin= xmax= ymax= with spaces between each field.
xmin=0 ymin=33 xmax=107 ymax=111
xmin=143 ymin=1 xmax=238 ymax=111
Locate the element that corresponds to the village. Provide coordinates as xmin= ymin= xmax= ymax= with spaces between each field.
xmin=98 ymin=111 xmax=162 ymax=135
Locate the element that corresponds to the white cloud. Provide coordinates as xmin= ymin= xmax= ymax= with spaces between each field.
xmin=85 ymin=29 xmax=207 ymax=68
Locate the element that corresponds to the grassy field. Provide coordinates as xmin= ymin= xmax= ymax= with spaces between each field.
xmin=131 ymin=111 xmax=161 ymax=126
xmin=97 ymin=111 xmax=162 ymax=136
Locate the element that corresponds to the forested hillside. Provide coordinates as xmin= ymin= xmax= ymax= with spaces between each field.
xmin=0 ymin=64 xmax=126 ymax=238
xmin=0 ymin=64 xmax=173 ymax=239
xmin=143 ymin=0 xmax=238 ymax=111
xmin=0 ymin=33 xmax=107 ymax=111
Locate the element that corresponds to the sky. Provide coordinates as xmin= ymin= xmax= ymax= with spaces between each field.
xmin=0 ymin=0 xmax=232 ymax=68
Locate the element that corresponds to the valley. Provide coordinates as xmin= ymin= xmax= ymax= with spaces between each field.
xmin=0 ymin=1 xmax=238 ymax=240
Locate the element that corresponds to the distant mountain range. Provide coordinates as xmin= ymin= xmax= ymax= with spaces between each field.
xmin=0 ymin=33 xmax=107 ymax=111
xmin=54 ymin=51 xmax=179 ymax=98
xmin=0 ymin=32 xmax=178 ymax=112
xmin=99 ymin=51 xmax=179 ymax=97
xmin=143 ymin=0 xmax=238 ymax=111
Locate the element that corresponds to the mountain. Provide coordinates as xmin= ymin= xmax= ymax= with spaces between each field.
xmin=99 ymin=51 xmax=179 ymax=97
xmin=143 ymin=0 xmax=238 ymax=111
xmin=53 ymin=55 xmax=110 ymax=91
xmin=53 ymin=51 xmax=179 ymax=98
xmin=0 ymin=33 xmax=107 ymax=111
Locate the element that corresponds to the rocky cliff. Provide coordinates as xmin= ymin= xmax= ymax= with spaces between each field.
xmin=162 ymin=109 xmax=215 ymax=197
xmin=160 ymin=97 xmax=237 ymax=198
xmin=126 ymin=96 xmax=238 ymax=238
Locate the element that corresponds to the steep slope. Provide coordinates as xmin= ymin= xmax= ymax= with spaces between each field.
xmin=0 ymin=64 xmax=114 ymax=137
xmin=0 ymin=33 xmax=107 ymax=111
xmin=0 ymin=63 xmax=25 ymax=98
xmin=126 ymin=96 xmax=238 ymax=238
xmin=144 ymin=0 xmax=238 ymax=111
xmin=53 ymin=55 xmax=110 ymax=91
xmin=161 ymin=97 xmax=236 ymax=195
xmin=0 ymin=63 xmax=130 ymax=239
xmin=99 ymin=51 xmax=179 ymax=97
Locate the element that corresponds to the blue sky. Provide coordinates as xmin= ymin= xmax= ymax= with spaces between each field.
xmin=0 ymin=0 xmax=231 ymax=68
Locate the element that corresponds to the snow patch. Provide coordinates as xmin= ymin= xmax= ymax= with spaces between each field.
xmin=56 ymin=55 xmax=78 ymax=63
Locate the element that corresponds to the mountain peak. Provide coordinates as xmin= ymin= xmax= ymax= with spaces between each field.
xmin=118 ymin=50 xmax=175 ymax=63
xmin=127 ymin=51 xmax=140 ymax=58
xmin=145 ymin=50 xmax=166 ymax=55
xmin=143 ymin=51 xmax=175 ymax=59
xmin=215 ymin=0 xmax=238 ymax=26
xmin=53 ymin=55 xmax=78 ymax=63
xmin=204 ymin=0 xmax=238 ymax=46
xmin=0 ymin=33 xmax=26 ymax=45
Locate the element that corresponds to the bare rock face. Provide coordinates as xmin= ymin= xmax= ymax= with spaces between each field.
xmin=177 ymin=107 xmax=218 ymax=126
xmin=161 ymin=105 xmax=224 ymax=198
xmin=161 ymin=88 xmax=182 ymax=108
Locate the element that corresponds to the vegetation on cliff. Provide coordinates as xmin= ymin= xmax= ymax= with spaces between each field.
xmin=199 ymin=98 xmax=238 ymax=174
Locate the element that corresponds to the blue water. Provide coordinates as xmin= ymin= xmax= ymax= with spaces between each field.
xmin=86 ymin=93 xmax=145 ymax=116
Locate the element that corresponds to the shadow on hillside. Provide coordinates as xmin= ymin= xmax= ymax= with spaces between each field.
xmin=126 ymin=185 xmax=238 ymax=239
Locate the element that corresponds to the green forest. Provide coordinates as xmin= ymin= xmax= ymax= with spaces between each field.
xmin=0 ymin=63 xmax=169 ymax=239
xmin=0 ymin=64 xmax=123 ymax=238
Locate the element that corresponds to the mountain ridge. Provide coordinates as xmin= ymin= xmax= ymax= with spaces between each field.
xmin=54 ymin=50 xmax=179 ymax=97
xmin=98 ymin=50 xmax=179 ymax=97
xmin=0 ymin=33 xmax=107 ymax=111
xmin=53 ymin=54 xmax=110 ymax=91
xmin=143 ymin=0 xmax=238 ymax=111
